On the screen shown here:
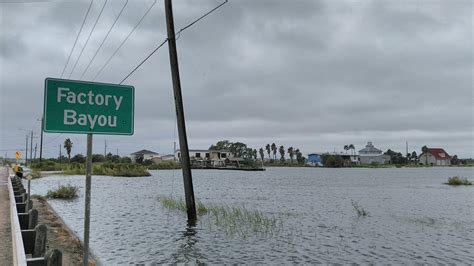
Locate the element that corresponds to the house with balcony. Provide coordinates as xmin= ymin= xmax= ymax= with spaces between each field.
xmin=358 ymin=142 xmax=390 ymax=165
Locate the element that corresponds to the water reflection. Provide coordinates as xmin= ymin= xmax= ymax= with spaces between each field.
xmin=168 ymin=224 xmax=207 ymax=264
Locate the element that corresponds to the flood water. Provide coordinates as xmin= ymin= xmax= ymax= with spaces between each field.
xmin=28 ymin=167 xmax=473 ymax=264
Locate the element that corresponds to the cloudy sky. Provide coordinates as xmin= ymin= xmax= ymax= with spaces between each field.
xmin=0 ymin=0 xmax=472 ymax=159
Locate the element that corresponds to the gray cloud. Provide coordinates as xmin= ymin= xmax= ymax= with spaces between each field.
xmin=1 ymin=0 xmax=472 ymax=159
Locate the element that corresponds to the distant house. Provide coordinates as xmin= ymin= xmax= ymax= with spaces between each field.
xmin=358 ymin=142 xmax=390 ymax=165
xmin=307 ymin=153 xmax=323 ymax=166
xmin=130 ymin=149 xmax=159 ymax=163
xmin=151 ymin=154 xmax=175 ymax=163
xmin=175 ymin=149 xmax=232 ymax=162
xmin=419 ymin=148 xmax=451 ymax=166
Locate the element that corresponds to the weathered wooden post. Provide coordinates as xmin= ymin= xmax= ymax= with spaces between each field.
xmin=29 ymin=209 xmax=39 ymax=229
xmin=33 ymin=224 xmax=47 ymax=257
xmin=46 ymin=249 xmax=62 ymax=266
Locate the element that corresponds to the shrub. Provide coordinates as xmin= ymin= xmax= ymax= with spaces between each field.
xmin=46 ymin=184 xmax=79 ymax=199
xmin=445 ymin=176 xmax=472 ymax=186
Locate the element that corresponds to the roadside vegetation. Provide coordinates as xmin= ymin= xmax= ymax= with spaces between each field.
xmin=46 ymin=184 xmax=79 ymax=199
xmin=159 ymin=197 xmax=282 ymax=237
xmin=444 ymin=176 xmax=472 ymax=186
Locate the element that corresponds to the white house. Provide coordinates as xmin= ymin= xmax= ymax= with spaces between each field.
xmin=358 ymin=142 xmax=390 ymax=164
xmin=175 ymin=150 xmax=232 ymax=162
xmin=419 ymin=148 xmax=451 ymax=166
xmin=130 ymin=149 xmax=159 ymax=162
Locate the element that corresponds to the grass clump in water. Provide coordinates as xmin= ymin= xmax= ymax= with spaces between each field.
xmin=351 ymin=200 xmax=369 ymax=217
xmin=46 ymin=184 xmax=79 ymax=199
xmin=159 ymin=197 xmax=282 ymax=237
xmin=445 ymin=176 xmax=472 ymax=186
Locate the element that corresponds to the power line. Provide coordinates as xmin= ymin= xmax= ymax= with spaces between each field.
xmin=118 ymin=0 xmax=228 ymax=84
xmin=79 ymin=0 xmax=129 ymax=80
xmin=119 ymin=38 xmax=167 ymax=84
xmin=92 ymin=0 xmax=157 ymax=81
xmin=60 ymin=0 xmax=94 ymax=78
xmin=68 ymin=0 xmax=108 ymax=79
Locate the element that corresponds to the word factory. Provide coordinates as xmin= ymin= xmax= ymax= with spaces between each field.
xmin=57 ymin=87 xmax=123 ymax=129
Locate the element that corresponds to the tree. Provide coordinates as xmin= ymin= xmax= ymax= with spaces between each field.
xmin=209 ymin=140 xmax=230 ymax=150
xmin=451 ymin=155 xmax=459 ymax=165
xmin=344 ymin=145 xmax=349 ymax=154
xmin=421 ymin=145 xmax=429 ymax=165
xmin=229 ymin=142 xmax=248 ymax=158
xmin=92 ymin=154 xmax=105 ymax=163
xmin=295 ymin=149 xmax=304 ymax=164
xmin=287 ymin=147 xmax=294 ymax=164
xmin=411 ymin=151 xmax=418 ymax=165
xmin=259 ymin=148 xmax=265 ymax=161
xmin=265 ymin=144 xmax=271 ymax=160
xmin=322 ymin=154 xmax=344 ymax=167
xmin=349 ymin=144 xmax=355 ymax=155
xmin=279 ymin=145 xmax=285 ymax=162
xmin=71 ymin=154 xmax=85 ymax=164
xmin=253 ymin=149 xmax=258 ymax=160
xmin=271 ymin=143 xmax=277 ymax=160
xmin=64 ymin=138 xmax=73 ymax=163
xmin=135 ymin=154 xmax=144 ymax=164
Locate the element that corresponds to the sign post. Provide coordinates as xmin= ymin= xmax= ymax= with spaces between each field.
xmin=43 ymin=78 xmax=134 ymax=265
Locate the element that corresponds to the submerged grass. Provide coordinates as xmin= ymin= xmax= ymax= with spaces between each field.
xmin=159 ymin=197 xmax=282 ymax=238
xmin=351 ymin=200 xmax=369 ymax=217
xmin=445 ymin=176 xmax=472 ymax=186
xmin=46 ymin=184 xmax=79 ymax=199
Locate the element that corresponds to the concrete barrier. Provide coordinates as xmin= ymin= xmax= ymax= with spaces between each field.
xmin=8 ymin=176 xmax=27 ymax=266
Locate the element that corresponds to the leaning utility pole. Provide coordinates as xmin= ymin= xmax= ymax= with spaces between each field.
xmin=164 ymin=0 xmax=197 ymax=222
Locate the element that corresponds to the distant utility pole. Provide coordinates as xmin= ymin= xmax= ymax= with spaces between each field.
xmin=34 ymin=144 xmax=37 ymax=160
xmin=39 ymin=117 xmax=44 ymax=162
xmin=104 ymin=139 xmax=107 ymax=157
xmin=165 ymin=0 xmax=197 ymax=222
xmin=406 ymin=141 xmax=408 ymax=157
xmin=59 ymin=144 xmax=62 ymax=165
xmin=25 ymin=135 xmax=28 ymax=165
xmin=30 ymin=130 xmax=33 ymax=164
xmin=116 ymin=148 xmax=119 ymax=157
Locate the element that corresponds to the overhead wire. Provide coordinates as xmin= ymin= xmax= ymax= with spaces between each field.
xmin=79 ymin=0 xmax=129 ymax=80
xmin=60 ymin=0 xmax=94 ymax=78
xmin=92 ymin=0 xmax=157 ymax=81
xmin=118 ymin=0 xmax=229 ymax=84
xmin=68 ymin=0 xmax=108 ymax=79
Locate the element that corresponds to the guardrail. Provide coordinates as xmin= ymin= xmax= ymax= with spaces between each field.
xmin=8 ymin=174 xmax=62 ymax=266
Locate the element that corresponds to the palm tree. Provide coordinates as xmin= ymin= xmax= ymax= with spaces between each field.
xmin=421 ymin=145 xmax=429 ymax=165
xmin=279 ymin=145 xmax=285 ymax=162
xmin=265 ymin=144 xmax=271 ymax=160
xmin=344 ymin=145 xmax=349 ymax=154
xmin=349 ymin=144 xmax=355 ymax=155
xmin=64 ymin=138 xmax=73 ymax=163
xmin=271 ymin=143 xmax=277 ymax=160
xmin=411 ymin=151 xmax=418 ymax=165
xmin=287 ymin=147 xmax=294 ymax=164
xmin=259 ymin=148 xmax=265 ymax=161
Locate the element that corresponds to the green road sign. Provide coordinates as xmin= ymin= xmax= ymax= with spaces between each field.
xmin=44 ymin=78 xmax=134 ymax=135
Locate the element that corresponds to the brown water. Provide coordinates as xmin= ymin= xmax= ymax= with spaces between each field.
xmin=29 ymin=167 xmax=474 ymax=264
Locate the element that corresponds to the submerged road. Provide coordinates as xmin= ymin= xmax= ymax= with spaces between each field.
xmin=0 ymin=166 xmax=13 ymax=265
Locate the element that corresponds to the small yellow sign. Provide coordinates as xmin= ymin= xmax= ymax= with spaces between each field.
xmin=15 ymin=151 xmax=21 ymax=160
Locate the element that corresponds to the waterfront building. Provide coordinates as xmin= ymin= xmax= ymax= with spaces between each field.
xmin=358 ymin=142 xmax=390 ymax=164
xmin=418 ymin=148 xmax=451 ymax=166
xmin=130 ymin=149 xmax=159 ymax=162
xmin=307 ymin=153 xmax=323 ymax=166
xmin=175 ymin=149 xmax=232 ymax=165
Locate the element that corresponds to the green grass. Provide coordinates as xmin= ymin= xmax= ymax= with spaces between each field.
xmin=351 ymin=200 xmax=369 ymax=217
xmin=146 ymin=161 xmax=181 ymax=170
xmin=62 ymin=163 xmax=151 ymax=177
xmin=445 ymin=176 xmax=472 ymax=186
xmin=46 ymin=184 xmax=79 ymax=199
xmin=159 ymin=197 xmax=282 ymax=237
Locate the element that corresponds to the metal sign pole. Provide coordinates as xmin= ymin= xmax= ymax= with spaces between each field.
xmin=83 ymin=133 xmax=93 ymax=266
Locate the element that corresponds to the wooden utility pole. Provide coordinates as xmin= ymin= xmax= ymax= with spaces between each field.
xmin=164 ymin=0 xmax=197 ymax=222
xmin=39 ymin=117 xmax=44 ymax=162
xmin=83 ymin=134 xmax=93 ymax=266
xmin=30 ymin=130 xmax=33 ymax=163
xmin=25 ymin=135 xmax=28 ymax=165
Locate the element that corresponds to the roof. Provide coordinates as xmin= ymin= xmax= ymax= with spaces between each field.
xmin=424 ymin=148 xmax=451 ymax=160
xmin=359 ymin=142 xmax=382 ymax=154
xmin=130 ymin=149 xmax=159 ymax=155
